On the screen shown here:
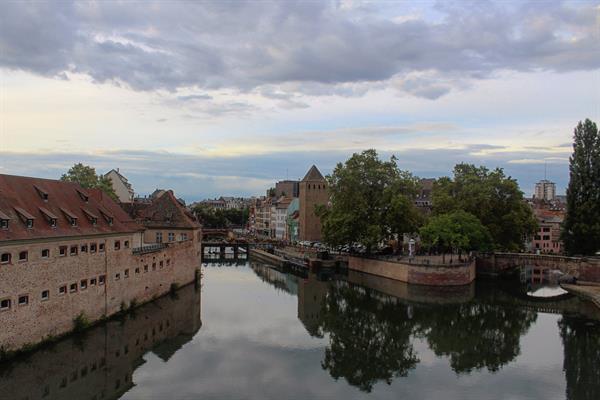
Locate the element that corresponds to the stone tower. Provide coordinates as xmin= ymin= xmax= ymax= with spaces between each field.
xmin=298 ymin=165 xmax=328 ymax=242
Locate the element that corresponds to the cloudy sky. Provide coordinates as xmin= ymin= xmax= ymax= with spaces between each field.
xmin=1 ymin=0 xmax=599 ymax=200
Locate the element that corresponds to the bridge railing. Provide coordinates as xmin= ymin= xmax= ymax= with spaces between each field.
xmin=132 ymin=243 xmax=167 ymax=255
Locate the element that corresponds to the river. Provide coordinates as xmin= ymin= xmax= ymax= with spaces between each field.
xmin=1 ymin=261 xmax=599 ymax=400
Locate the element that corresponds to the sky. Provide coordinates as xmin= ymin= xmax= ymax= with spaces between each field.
xmin=1 ymin=0 xmax=599 ymax=201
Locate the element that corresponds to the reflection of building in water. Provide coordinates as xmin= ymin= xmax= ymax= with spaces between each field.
xmin=0 ymin=283 xmax=201 ymax=400
xmin=346 ymin=270 xmax=475 ymax=305
xmin=297 ymin=273 xmax=329 ymax=337
xmin=250 ymin=262 xmax=299 ymax=295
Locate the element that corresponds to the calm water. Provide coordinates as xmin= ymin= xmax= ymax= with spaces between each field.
xmin=1 ymin=262 xmax=600 ymax=400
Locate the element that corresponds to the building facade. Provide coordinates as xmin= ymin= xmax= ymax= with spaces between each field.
xmin=531 ymin=208 xmax=564 ymax=254
xmin=0 ymin=174 xmax=201 ymax=353
xmin=104 ymin=169 xmax=135 ymax=204
xmin=275 ymin=180 xmax=299 ymax=198
xmin=534 ymin=179 xmax=556 ymax=202
xmin=298 ymin=166 xmax=329 ymax=242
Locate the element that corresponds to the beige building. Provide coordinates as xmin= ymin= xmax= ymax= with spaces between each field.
xmin=104 ymin=169 xmax=135 ymax=203
xmin=0 ymin=174 xmax=201 ymax=353
xmin=298 ymin=165 xmax=329 ymax=242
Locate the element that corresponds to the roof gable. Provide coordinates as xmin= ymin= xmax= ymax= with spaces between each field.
xmin=302 ymin=165 xmax=325 ymax=182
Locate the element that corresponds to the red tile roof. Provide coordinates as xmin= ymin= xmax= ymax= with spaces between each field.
xmin=127 ymin=190 xmax=200 ymax=230
xmin=0 ymin=174 xmax=142 ymax=242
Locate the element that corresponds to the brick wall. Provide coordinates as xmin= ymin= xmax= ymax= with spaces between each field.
xmin=0 ymin=232 xmax=200 ymax=352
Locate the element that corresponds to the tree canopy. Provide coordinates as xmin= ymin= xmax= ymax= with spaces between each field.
xmin=319 ymin=149 xmax=422 ymax=252
xmin=192 ymin=204 xmax=249 ymax=228
xmin=561 ymin=119 xmax=600 ymax=256
xmin=431 ymin=163 xmax=536 ymax=251
xmin=419 ymin=210 xmax=493 ymax=254
xmin=60 ymin=163 xmax=117 ymax=201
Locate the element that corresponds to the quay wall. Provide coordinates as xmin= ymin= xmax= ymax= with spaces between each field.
xmin=249 ymin=249 xmax=286 ymax=267
xmin=476 ymin=253 xmax=600 ymax=282
xmin=347 ymin=256 xmax=476 ymax=286
xmin=0 ymin=235 xmax=200 ymax=353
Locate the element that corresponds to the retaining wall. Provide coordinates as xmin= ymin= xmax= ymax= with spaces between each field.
xmin=347 ymin=256 xmax=476 ymax=286
xmin=476 ymin=253 xmax=600 ymax=282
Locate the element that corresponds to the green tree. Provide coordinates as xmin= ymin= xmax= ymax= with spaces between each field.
xmin=60 ymin=163 xmax=117 ymax=201
xmin=419 ymin=210 xmax=493 ymax=256
xmin=192 ymin=205 xmax=227 ymax=228
xmin=562 ymin=119 xmax=600 ymax=256
xmin=432 ymin=164 xmax=536 ymax=251
xmin=319 ymin=149 xmax=421 ymax=253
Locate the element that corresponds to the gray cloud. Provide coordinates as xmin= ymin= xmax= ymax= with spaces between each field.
xmin=1 ymin=1 xmax=598 ymax=100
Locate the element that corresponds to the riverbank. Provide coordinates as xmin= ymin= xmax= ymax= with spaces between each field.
xmin=562 ymin=284 xmax=600 ymax=309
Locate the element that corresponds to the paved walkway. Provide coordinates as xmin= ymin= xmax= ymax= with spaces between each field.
xmin=562 ymin=284 xmax=600 ymax=309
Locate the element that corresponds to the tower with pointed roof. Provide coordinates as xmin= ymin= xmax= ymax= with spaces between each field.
xmin=298 ymin=165 xmax=328 ymax=242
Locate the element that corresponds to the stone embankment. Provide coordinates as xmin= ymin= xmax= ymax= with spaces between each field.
xmin=347 ymin=256 xmax=476 ymax=286
xmin=561 ymin=284 xmax=600 ymax=309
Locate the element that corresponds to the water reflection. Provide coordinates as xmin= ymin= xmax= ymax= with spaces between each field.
xmin=0 ymin=283 xmax=201 ymax=400
xmin=265 ymin=265 xmax=600 ymax=397
xmin=2 ymin=262 xmax=600 ymax=400
xmin=560 ymin=316 xmax=600 ymax=400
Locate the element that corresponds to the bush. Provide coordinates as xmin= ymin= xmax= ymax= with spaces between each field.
xmin=73 ymin=312 xmax=90 ymax=333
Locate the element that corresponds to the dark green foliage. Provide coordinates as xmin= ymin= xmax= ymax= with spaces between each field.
xmin=192 ymin=205 xmax=249 ymax=228
xmin=319 ymin=149 xmax=422 ymax=252
xmin=562 ymin=119 xmax=600 ymax=256
xmin=319 ymin=283 xmax=418 ymax=392
xmin=419 ymin=210 xmax=493 ymax=254
xmin=559 ymin=316 xmax=600 ymax=400
xmin=432 ymin=163 xmax=536 ymax=251
xmin=72 ymin=312 xmax=90 ymax=333
xmin=60 ymin=163 xmax=118 ymax=201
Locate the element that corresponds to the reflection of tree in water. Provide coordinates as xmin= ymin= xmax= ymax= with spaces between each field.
xmin=415 ymin=303 xmax=537 ymax=374
xmin=319 ymin=283 xmax=418 ymax=392
xmin=559 ymin=317 xmax=600 ymax=400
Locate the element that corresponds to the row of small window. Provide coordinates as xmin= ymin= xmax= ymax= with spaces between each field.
xmin=155 ymin=232 xmax=188 ymax=243
xmin=0 ymin=240 xmax=130 ymax=264
xmin=533 ymin=235 xmax=552 ymax=241
xmin=0 ymin=276 xmax=107 ymax=310
xmin=116 ymin=259 xmax=172 ymax=280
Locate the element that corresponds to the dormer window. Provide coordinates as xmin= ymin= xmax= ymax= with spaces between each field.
xmin=81 ymin=208 xmax=99 ymax=226
xmin=14 ymin=207 xmax=35 ymax=229
xmin=76 ymin=189 xmax=89 ymax=203
xmin=60 ymin=208 xmax=78 ymax=227
xmin=0 ymin=210 xmax=10 ymax=230
xmin=39 ymin=207 xmax=58 ymax=228
xmin=99 ymin=208 xmax=114 ymax=226
xmin=34 ymin=185 xmax=49 ymax=201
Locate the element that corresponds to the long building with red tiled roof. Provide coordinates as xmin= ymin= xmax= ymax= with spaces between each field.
xmin=0 ymin=174 xmax=201 ymax=353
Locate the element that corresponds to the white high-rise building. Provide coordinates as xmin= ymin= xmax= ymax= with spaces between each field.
xmin=534 ymin=180 xmax=556 ymax=201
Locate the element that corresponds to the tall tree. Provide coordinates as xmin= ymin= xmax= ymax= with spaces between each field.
xmin=60 ymin=163 xmax=117 ymax=201
xmin=419 ymin=210 xmax=493 ymax=255
xmin=319 ymin=149 xmax=421 ymax=253
xmin=562 ymin=119 xmax=600 ymax=256
xmin=432 ymin=164 xmax=536 ymax=251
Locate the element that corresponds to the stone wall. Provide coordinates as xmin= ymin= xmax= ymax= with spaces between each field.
xmin=0 ymin=233 xmax=200 ymax=352
xmin=347 ymin=256 xmax=476 ymax=286
xmin=476 ymin=253 xmax=600 ymax=282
